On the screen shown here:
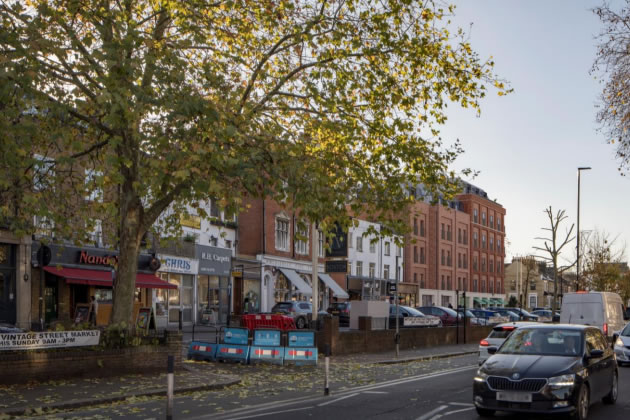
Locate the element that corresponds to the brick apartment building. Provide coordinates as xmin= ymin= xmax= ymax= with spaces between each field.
xmin=406 ymin=182 xmax=506 ymax=309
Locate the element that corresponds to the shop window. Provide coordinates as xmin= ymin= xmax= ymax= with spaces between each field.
xmin=441 ymin=295 xmax=451 ymax=307
xmin=275 ymin=217 xmax=289 ymax=251
xmin=422 ymin=294 xmax=433 ymax=306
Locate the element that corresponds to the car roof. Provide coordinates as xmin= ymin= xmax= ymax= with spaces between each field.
xmin=504 ymin=323 xmax=595 ymax=331
xmin=494 ymin=321 xmax=539 ymax=328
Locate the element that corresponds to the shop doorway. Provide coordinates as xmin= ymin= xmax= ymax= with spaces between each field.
xmin=0 ymin=244 xmax=16 ymax=325
xmin=44 ymin=285 xmax=58 ymax=324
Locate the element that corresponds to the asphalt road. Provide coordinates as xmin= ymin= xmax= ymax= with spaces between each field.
xmin=30 ymin=354 xmax=630 ymax=420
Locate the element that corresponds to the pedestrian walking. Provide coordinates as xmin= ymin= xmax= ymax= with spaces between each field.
xmin=88 ymin=296 xmax=98 ymax=326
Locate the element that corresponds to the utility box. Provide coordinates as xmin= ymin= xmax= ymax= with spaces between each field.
xmin=349 ymin=300 xmax=388 ymax=330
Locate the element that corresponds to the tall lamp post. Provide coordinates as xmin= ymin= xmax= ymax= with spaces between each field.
xmin=576 ymin=167 xmax=591 ymax=292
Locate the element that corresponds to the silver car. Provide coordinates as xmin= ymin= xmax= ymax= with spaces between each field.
xmin=614 ymin=322 xmax=630 ymax=366
xmin=478 ymin=322 xmax=538 ymax=365
xmin=270 ymin=301 xmax=326 ymax=329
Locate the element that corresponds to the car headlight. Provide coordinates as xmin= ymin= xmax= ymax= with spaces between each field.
xmin=474 ymin=370 xmax=489 ymax=383
xmin=615 ymin=337 xmax=624 ymax=348
xmin=548 ymin=374 xmax=575 ymax=387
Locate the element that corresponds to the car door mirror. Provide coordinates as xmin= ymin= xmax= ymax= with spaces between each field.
xmin=487 ymin=346 xmax=498 ymax=355
xmin=586 ymin=349 xmax=604 ymax=360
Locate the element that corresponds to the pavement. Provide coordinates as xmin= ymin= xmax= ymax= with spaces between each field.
xmin=0 ymin=342 xmax=479 ymax=418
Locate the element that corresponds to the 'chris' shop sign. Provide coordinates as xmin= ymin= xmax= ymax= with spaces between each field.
xmin=157 ymin=255 xmax=198 ymax=274
xmin=196 ymin=245 xmax=231 ymax=276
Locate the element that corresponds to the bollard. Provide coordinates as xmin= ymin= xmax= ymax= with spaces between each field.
xmin=166 ymin=355 xmax=174 ymax=420
xmin=178 ymin=310 xmax=183 ymax=332
xmin=324 ymin=344 xmax=331 ymax=396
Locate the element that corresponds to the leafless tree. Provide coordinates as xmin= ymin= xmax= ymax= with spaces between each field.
xmin=592 ymin=1 xmax=630 ymax=174
xmin=533 ymin=207 xmax=576 ymax=313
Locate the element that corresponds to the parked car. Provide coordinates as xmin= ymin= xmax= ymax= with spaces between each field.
xmin=389 ymin=305 xmax=441 ymax=328
xmin=474 ymin=324 xmax=618 ymax=419
xmin=417 ymin=306 xmax=459 ymax=326
xmin=0 ymin=324 xmax=23 ymax=333
xmin=478 ymin=321 xmax=538 ymax=365
xmin=469 ymin=309 xmax=501 ymax=323
xmin=270 ymin=301 xmax=326 ymax=329
xmin=560 ymin=291 xmax=626 ymax=338
xmin=457 ymin=308 xmax=492 ymax=326
xmin=613 ymin=322 xmax=630 ymax=366
xmin=486 ymin=307 xmax=520 ymax=322
xmin=327 ymin=301 xmax=351 ymax=327
xmin=501 ymin=307 xmax=540 ymax=321
xmin=531 ymin=309 xmax=560 ymax=323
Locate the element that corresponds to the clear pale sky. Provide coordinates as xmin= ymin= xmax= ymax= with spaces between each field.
xmin=440 ymin=0 xmax=629 ymax=264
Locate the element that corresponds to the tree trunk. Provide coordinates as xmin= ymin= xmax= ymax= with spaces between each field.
xmin=111 ymin=183 xmax=143 ymax=327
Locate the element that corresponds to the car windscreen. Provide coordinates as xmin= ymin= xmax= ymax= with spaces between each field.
xmin=271 ymin=303 xmax=293 ymax=312
xmin=441 ymin=307 xmax=458 ymax=317
xmin=402 ymin=306 xmax=425 ymax=317
xmin=621 ymin=323 xmax=630 ymax=336
xmin=498 ymin=328 xmax=583 ymax=356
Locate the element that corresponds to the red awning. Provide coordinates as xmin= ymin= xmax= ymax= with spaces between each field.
xmin=43 ymin=266 xmax=176 ymax=289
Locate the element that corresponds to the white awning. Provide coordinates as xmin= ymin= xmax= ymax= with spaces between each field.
xmin=278 ymin=268 xmax=312 ymax=296
xmin=318 ymin=273 xmax=350 ymax=299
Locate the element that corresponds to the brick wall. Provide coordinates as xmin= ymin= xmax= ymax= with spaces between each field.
xmin=318 ymin=316 xmax=490 ymax=356
xmin=0 ymin=332 xmax=182 ymax=384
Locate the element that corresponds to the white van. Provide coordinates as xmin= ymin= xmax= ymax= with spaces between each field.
xmin=560 ymin=291 xmax=626 ymax=337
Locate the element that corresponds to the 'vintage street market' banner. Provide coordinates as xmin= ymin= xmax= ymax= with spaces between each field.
xmin=0 ymin=330 xmax=100 ymax=351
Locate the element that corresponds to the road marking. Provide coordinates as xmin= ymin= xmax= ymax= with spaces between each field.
xmin=223 ymin=406 xmax=314 ymax=420
xmin=197 ymin=365 xmax=478 ymax=420
xmin=416 ymin=405 xmax=448 ymax=420
xmin=317 ymin=393 xmax=359 ymax=407
xmin=430 ymin=406 xmax=476 ymax=419
xmin=447 ymin=402 xmax=474 ymax=407
xmin=362 ymin=391 xmax=389 ymax=394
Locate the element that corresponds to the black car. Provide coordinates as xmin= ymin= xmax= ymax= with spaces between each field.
xmin=473 ymin=324 xmax=617 ymax=419
xmin=327 ymin=301 xmax=351 ymax=327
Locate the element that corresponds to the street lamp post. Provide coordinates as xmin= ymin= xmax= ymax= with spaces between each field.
xmin=576 ymin=167 xmax=591 ymax=291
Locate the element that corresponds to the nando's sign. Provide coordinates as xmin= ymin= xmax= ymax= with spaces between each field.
xmin=78 ymin=250 xmax=118 ymax=267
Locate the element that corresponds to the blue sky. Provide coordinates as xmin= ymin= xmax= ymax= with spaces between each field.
xmin=440 ymin=0 xmax=629 ymax=263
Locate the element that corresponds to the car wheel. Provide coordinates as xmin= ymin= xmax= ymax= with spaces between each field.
xmin=603 ymin=371 xmax=618 ymax=404
xmin=296 ymin=317 xmax=306 ymax=329
xmin=475 ymin=407 xmax=495 ymax=417
xmin=572 ymin=383 xmax=589 ymax=420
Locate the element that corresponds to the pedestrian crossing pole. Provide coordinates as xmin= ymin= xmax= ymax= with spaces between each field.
xmin=395 ymin=255 xmax=400 ymax=359
xmin=166 ymin=355 xmax=174 ymax=420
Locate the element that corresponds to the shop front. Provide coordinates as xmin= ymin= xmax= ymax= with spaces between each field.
xmin=31 ymin=243 xmax=174 ymax=327
xmin=196 ymin=245 xmax=231 ymax=324
xmin=231 ymin=257 xmax=261 ymax=315
xmin=157 ymin=254 xmax=198 ymax=326
xmin=397 ymin=283 xmax=418 ymax=307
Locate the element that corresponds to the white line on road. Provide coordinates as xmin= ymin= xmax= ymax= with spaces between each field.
xmin=416 ymin=405 xmax=448 ymax=420
xmin=430 ymin=406 xmax=476 ymax=419
xmin=317 ymin=393 xmax=360 ymax=407
xmin=199 ymin=365 xmax=478 ymax=420
xmin=362 ymin=391 xmax=389 ymax=394
xmin=223 ymin=406 xmax=314 ymax=420
xmin=447 ymin=402 xmax=474 ymax=407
